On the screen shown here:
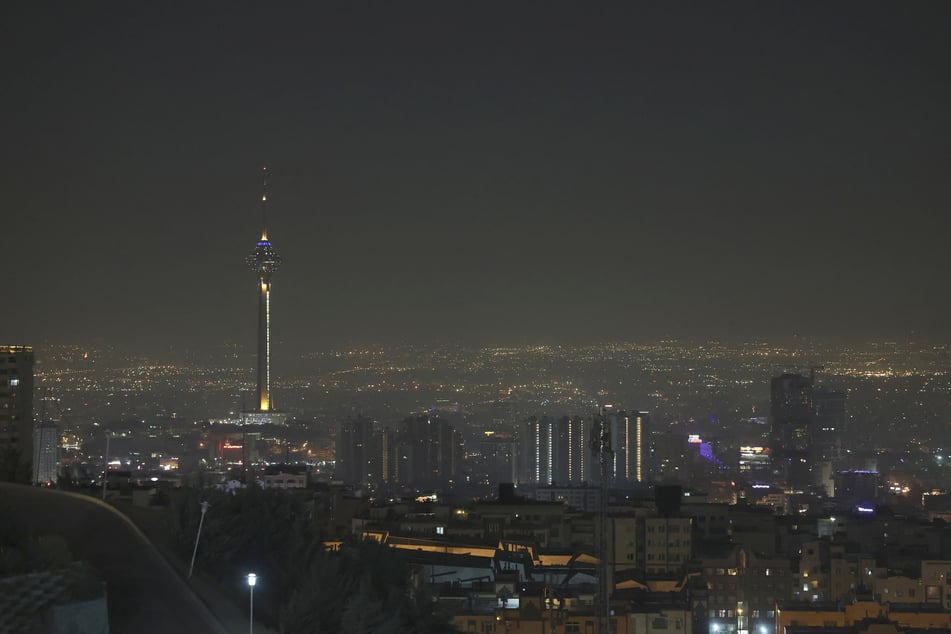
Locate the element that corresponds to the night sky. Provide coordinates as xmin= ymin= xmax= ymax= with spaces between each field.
xmin=4 ymin=2 xmax=950 ymax=350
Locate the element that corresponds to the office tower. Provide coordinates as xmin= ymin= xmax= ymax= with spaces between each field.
xmin=32 ymin=420 xmax=59 ymax=485
xmin=610 ymin=409 xmax=649 ymax=483
xmin=0 ymin=345 xmax=34 ymax=483
xmin=770 ymin=373 xmax=813 ymax=490
xmin=244 ymin=166 xmax=284 ymax=424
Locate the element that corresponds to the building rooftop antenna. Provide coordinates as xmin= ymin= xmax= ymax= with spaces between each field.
xmin=260 ymin=164 xmax=269 ymax=241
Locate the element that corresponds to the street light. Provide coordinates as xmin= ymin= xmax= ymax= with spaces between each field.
xmin=247 ymin=573 xmax=257 ymax=634
xmin=187 ymin=500 xmax=210 ymax=579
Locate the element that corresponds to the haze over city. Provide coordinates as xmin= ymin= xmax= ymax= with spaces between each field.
xmin=4 ymin=5 xmax=951 ymax=632
xmin=4 ymin=2 xmax=951 ymax=349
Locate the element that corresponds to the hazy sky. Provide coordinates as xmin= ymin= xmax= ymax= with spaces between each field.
xmin=3 ymin=2 xmax=950 ymax=350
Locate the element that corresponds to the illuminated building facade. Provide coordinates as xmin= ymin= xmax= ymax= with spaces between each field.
xmin=245 ymin=166 xmax=283 ymax=420
xmin=611 ymin=409 xmax=649 ymax=483
xmin=516 ymin=415 xmax=593 ymax=485
xmin=518 ymin=415 xmax=554 ymax=485
xmin=0 ymin=345 xmax=34 ymax=482
xmin=555 ymin=414 xmax=593 ymax=485
xmin=738 ymin=446 xmax=770 ymax=476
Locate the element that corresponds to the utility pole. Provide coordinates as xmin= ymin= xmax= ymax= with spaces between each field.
xmin=546 ymin=573 xmax=557 ymax=633
xmin=591 ymin=406 xmax=614 ymax=634
xmin=188 ymin=500 xmax=211 ymax=578
xmin=101 ymin=431 xmax=110 ymax=501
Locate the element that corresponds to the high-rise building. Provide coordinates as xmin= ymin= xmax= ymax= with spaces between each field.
xmin=811 ymin=387 xmax=847 ymax=495
xmin=394 ymin=413 xmax=456 ymax=489
xmin=244 ymin=166 xmax=284 ymax=425
xmin=372 ymin=426 xmax=398 ymax=486
xmin=561 ymin=415 xmax=594 ymax=484
xmin=611 ymin=409 xmax=649 ymax=483
xmin=769 ymin=372 xmax=848 ymax=492
xmin=516 ymin=415 xmax=594 ymax=486
xmin=518 ymin=416 xmax=554 ymax=485
xmin=0 ymin=345 xmax=34 ymax=482
xmin=336 ymin=416 xmax=374 ymax=489
xmin=770 ymin=373 xmax=813 ymax=490
xmin=812 ymin=387 xmax=847 ymax=461
xmin=652 ymin=430 xmax=691 ymax=482
xmin=479 ymin=432 xmax=517 ymax=487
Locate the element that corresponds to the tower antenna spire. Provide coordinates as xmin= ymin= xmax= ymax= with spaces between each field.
xmin=260 ymin=164 xmax=269 ymax=241
xmin=246 ymin=165 xmax=282 ymax=414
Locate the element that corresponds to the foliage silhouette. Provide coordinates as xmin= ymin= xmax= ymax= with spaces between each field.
xmin=171 ymin=487 xmax=459 ymax=633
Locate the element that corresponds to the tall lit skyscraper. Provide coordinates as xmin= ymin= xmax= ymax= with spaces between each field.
xmin=245 ymin=166 xmax=283 ymax=421
xmin=0 ymin=345 xmax=34 ymax=483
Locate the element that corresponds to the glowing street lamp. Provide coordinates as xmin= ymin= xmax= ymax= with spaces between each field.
xmin=247 ymin=573 xmax=257 ymax=634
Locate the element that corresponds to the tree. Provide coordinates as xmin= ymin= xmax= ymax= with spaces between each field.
xmin=170 ymin=489 xmax=460 ymax=633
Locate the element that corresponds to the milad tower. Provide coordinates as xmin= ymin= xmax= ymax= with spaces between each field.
xmin=244 ymin=165 xmax=284 ymax=424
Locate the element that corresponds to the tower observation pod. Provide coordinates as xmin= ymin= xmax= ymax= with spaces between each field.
xmin=245 ymin=165 xmax=282 ymax=415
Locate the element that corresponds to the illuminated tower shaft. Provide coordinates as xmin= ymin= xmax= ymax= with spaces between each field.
xmin=256 ymin=266 xmax=273 ymax=410
xmin=246 ymin=166 xmax=282 ymax=412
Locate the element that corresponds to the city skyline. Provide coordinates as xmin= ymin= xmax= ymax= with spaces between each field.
xmin=4 ymin=3 xmax=951 ymax=349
